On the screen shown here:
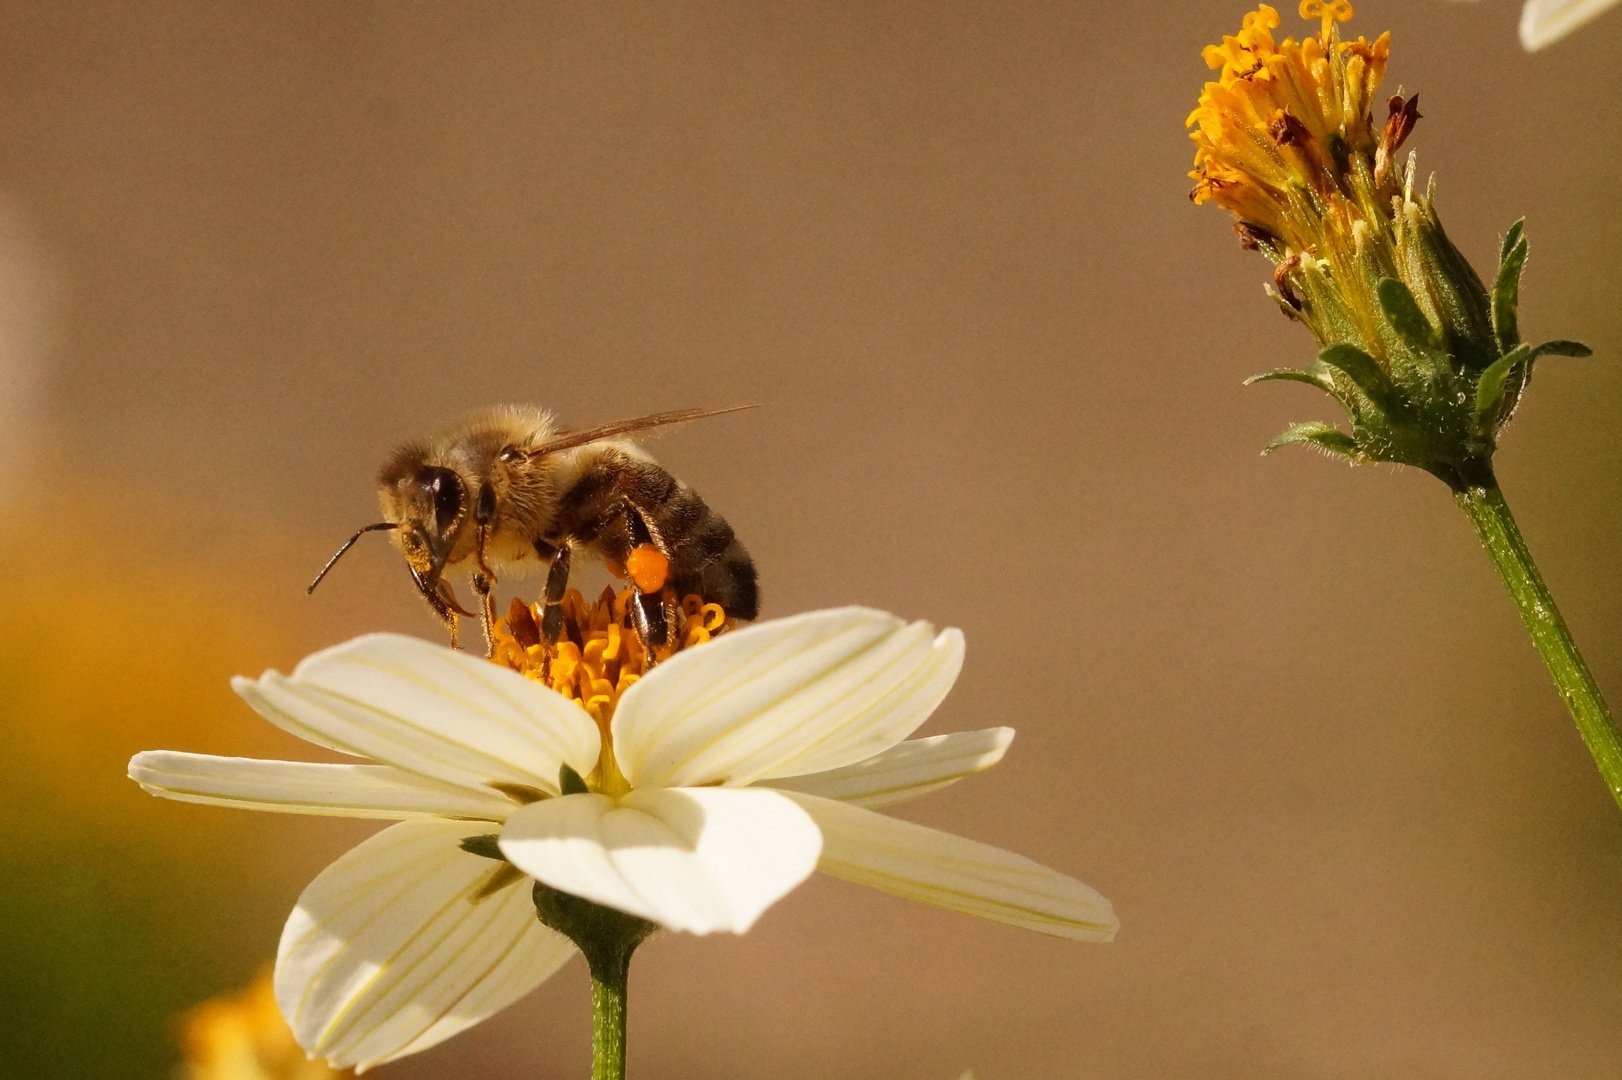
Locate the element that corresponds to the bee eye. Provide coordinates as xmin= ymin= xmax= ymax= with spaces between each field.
xmin=422 ymin=468 xmax=465 ymax=536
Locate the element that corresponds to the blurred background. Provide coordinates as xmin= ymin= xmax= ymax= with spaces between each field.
xmin=2 ymin=0 xmax=1620 ymax=1077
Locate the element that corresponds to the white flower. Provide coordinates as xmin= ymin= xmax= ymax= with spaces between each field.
xmin=129 ymin=607 xmax=1116 ymax=1071
xmin=1522 ymin=0 xmax=1620 ymax=48
xmin=1447 ymin=0 xmax=1617 ymax=49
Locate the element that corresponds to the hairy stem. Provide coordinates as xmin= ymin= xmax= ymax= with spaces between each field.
xmin=1457 ymin=482 xmax=1622 ymax=812
xmin=531 ymin=882 xmax=656 ymax=1080
xmin=588 ymin=948 xmax=631 ymax=1080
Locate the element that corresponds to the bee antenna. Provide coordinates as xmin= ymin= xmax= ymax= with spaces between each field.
xmin=308 ymin=522 xmax=397 ymax=595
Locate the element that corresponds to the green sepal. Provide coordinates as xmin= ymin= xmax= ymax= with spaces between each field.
xmin=1499 ymin=218 xmax=1525 ymax=265
xmin=560 ymin=763 xmax=591 ymax=796
xmin=460 ymin=833 xmax=506 ymax=861
xmin=1474 ymin=344 xmax=1532 ymax=419
xmin=1377 ymin=278 xmax=1441 ymax=354
xmin=1317 ymin=343 xmax=1400 ymax=415
xmin=1263 ymin=421 xmax=1360 ymax=458
xmin=1493 ymin=221 xmax=1529 ymax=353
xmin=1531 ymin=340 xmax=1593 ymax=358
xmin=1244 ymin=368 xmax=1329 ymax=390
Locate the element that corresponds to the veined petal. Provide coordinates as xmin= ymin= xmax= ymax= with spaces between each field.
xmin=235 ymin=633 xmax=599 ymax=798
xmin=613 ymin=607 xmax=964 ymax=789
xmin=277 ymin=819 xmax=574 ymax=1071
xmin=128 ymin=751 xmax=516 ymax=820
xmin=760 ymin=728 xmax=1014 ymax=808
xmin=499 ymin=787 xmax=821 ymax=935
xmin=1520 ymin=0 xmax=1620 ymax=49
xmin=782 ymin=792 xmax=1117 ymax=942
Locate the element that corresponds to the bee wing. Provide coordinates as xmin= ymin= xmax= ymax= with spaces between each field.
xmin=524 ymin=405 xmax=758 ymax=458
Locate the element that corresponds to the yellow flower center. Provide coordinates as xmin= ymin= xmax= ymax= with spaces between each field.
xmin=1186 ymin=3 xmax=1396 ymax=251
xmin=489 ymin=586 xmax=732 ymax=797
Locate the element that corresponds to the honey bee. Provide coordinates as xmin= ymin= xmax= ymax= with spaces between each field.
xmin=309 ymin=405 xmax=759 ymax=654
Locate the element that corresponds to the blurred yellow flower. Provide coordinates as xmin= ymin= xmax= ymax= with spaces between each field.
xmin=181 ymin=970 xmax=347 ymax=1080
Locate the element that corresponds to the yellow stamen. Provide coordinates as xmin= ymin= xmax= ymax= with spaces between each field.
xmin=1300 ymin=0 xmax=1353 ymax=37
xmin=489 ymin=586 xmax=734 ymax=799
xmin=1187 ymin=4 xmax=1404 ymax=348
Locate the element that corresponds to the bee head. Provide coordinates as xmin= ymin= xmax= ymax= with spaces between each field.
xmin=376 ymin=448 xmax=476 ymax=615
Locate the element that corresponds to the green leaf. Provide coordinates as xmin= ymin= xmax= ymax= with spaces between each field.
xmin=1263 ymin=422 xmax=1361 ymax=458
xmin=1474 ymin=344 xmax=1532 ymax=419
xmin=459 ymin=833 xmax=506 ymax=861
xmin=560 ymin=763 xmax=591 ymax=796
xmin=1377 ymin=278 xmax=1441 ymax=354
xmin=1317 ymin=343 xmax=1400 ymax=414
xmin=1531 ymin=339 xmax=1593 ymax=358
xmin=1493 ymin=228 xmax=1529 ymax=352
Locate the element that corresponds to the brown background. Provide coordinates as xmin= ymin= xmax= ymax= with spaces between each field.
xmin=1 ymin=0 xmax=1620 ymax=1077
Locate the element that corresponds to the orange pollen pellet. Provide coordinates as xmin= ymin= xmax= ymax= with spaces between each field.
xmin=626 ymin=544 xmax=670 ymax=593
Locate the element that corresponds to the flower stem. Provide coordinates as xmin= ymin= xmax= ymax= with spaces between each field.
xmin=588 ymin=948 xmax=631 ymax=1080
xmin=1456 ymin=482 xmax=1622 ymax=811
xmin=532 ymin=882 xmax=657 ymax=1080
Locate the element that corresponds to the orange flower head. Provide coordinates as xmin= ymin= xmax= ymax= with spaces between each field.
xmin=1187 ymin=3 xmax=1395 ymax=258
xmin=1184 ymin=5 xmax=1591 ymax=490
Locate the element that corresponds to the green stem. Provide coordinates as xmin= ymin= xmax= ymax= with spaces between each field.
xmin=1456 ymin=482 xmax=1622 ymax=811
xmin=588 ymin=948 xmax=631 ymax=1080
xmin=531 ymin=882 xmax=656 ymax=1080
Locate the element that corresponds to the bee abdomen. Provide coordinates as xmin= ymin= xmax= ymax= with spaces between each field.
xmin=559 ymin=448 xmax=759 ymax=620
xmin=629 ymin=463 xmax=759 ymax=621
xmin=691 ymin=535 xmax=759 ymax=621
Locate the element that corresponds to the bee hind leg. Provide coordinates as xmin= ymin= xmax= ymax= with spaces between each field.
xmin=623 ymin=503 xmax=673 ymax=660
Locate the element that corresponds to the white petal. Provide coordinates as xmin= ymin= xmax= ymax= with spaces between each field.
xmin=782 ymin=792 xmax=1118 ymax=942
xmin=128 ymin=751 xmax=516 ymax=820
xmin=1521 ymin=0 xmax=1620 ymax=48
xmin=613 ymin=607 xmax=964 ymax=789
xmin=235 ymin=633 xmax=600 ymax=798
xmin=277 ymin=819 xmax=574 ymax=1071
xmin=760 ymin=728 xmax=1014 ymax=808
xmin=499 ymin=787 xmax=821 ymax=935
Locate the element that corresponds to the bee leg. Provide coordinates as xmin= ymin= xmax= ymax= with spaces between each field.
xmin=471 ymin=524 xmax=500 ymax=658
xmin=430 ymin=590 xmax=462 ymax=651
xmin=433 ymin=587 xmax=465 ymax=652
xmin=470 ymin=573 xmax=498 ymax=658
xmin=623 ymin=503 xmax=672 ymax=658
xmin=536 ymin=541 xmax=572 ymax=646
xmin=410 ymin=563 xmax=467 ymax=650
